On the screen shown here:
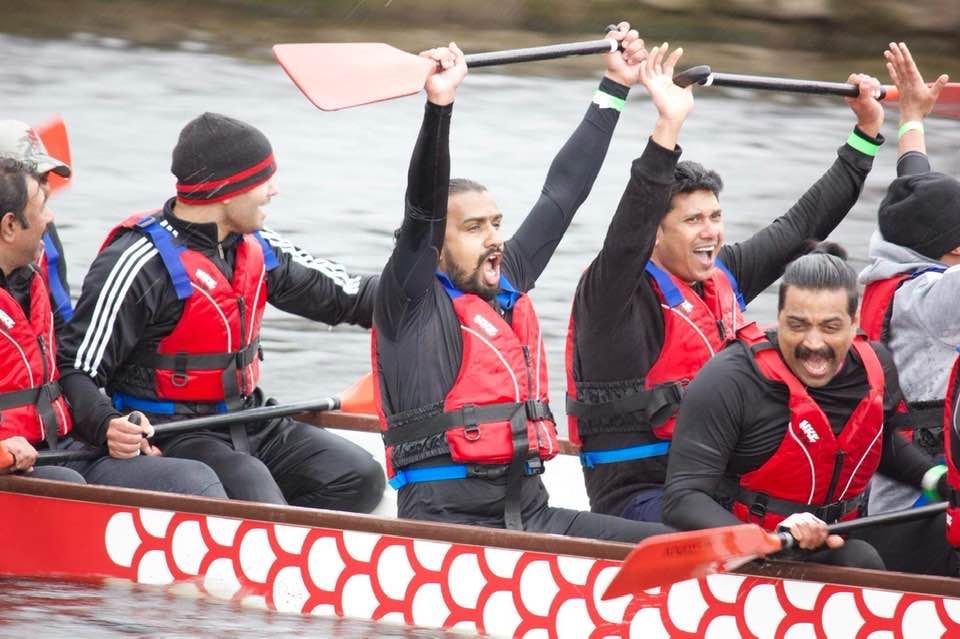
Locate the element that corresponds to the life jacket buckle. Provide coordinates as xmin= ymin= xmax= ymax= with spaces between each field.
xmin=525 ymin=458 xmax=544 ymax=476
xmin=171 ymin=372 xmax=189 ymax=388
xmin=748 ymin=498 xmax=767 ymax=524
xmin=524 ymin=399 xmax=550 ymax=421
xmin=172 ymin=352 xmax=189 ymax=387
xmin=462 ymin=405 xmax=481 ymax=441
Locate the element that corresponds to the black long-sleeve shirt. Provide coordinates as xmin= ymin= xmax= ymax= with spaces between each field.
xmin=661 ymin=335 xmax=935 ymax=530
xmin=58 ymin=199 xmax=377 ymax=445
xmin=376 ymin=78 xmax=628 ymax=527
xmin=570 ymin=130 xmax=882 ymax=516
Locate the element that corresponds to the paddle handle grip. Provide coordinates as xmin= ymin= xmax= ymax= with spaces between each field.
xmin=673 ymin=65 xmax=887 ymax=100
xmin=464 ymin=38 xmax=617 ymax=69
xmin=828 ymin=501 xmax=947 ymax=534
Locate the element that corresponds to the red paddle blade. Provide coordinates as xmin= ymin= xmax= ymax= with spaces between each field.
xmin=882 ymin=83 xmax=960 ymax=119
xmin=273 ymin=43 xmax=436 ymax=111
xmin=602 ymin=524 xmax=784 ymax=600
xmin=35 ymin=116 xmax=72 ymax=193
xmin=337 ymin=372 xmax=377 ymax=414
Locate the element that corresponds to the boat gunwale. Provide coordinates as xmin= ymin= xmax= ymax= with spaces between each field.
xmin=3 ymin=474 xmax=960 ymax=599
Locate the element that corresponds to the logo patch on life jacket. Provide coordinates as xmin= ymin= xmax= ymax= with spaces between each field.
xmin=473 ymin=314 xmax=499 ymax=337
xmin=195 ymin=268 xmax=218 ymax=290
xmin=798 ymin=419 xmax=820 ymax=443
xmin=680 ymin=300 xmax=694 ymax=313
xmin=0 ymin=309 xmax=14 ymax=329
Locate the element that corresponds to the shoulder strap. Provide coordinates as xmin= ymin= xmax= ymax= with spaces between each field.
xmin=644 ymin=261 xmax=685 ymax=308
xmin=253 ymin=231 xmax=280 ymax=272
xmin=714 ymin=259 xmax=746 ymax=311
xmin=135 ymin=216 xmax=193 ymax=300
xmin=41 ymin=232 xmax=73 ymax=321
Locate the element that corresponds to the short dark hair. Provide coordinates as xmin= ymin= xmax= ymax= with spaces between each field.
xmin=671 ymin=161 xmax=723 ymax=200
xmin=778 ymin=248 xmax=858 ymax=317
xmin=0 ymin=157 xmax=34 ymax=228
xmin=449 ymin=178 xmax=487 ymax=197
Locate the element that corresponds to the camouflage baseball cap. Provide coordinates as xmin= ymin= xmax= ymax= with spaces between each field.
xmin=0 ymin=120 xmax=71 ymax=177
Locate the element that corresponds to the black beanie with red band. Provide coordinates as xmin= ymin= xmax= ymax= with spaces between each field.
xmin=172 ymin=112 xmax=276 ymax=204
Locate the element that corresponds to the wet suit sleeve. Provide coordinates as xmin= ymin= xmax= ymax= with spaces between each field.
xmin=57 ymin=232 xmax=178 ymax=445
xmin=504 ymin=78 xmax=629 ymax=291
xmin=576 ymin=137 xmax=680 ymax=327
xmin=719 ymin=129 xmax=882 ymax=304
xmin=897 ymin=150 xmax=931 ymax=176
xmin=375 ymin=101 xmax=451 ymax=341
xmin=260 ymin=231 xmax=378 ymax=329
xmin=661 ymin=347 xmax=753 ymax=529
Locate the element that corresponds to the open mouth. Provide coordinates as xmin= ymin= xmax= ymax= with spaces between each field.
xmin=799 ymin=354 xmax=832 ymax=378
xmin=480 ymin=252 xmax=502 ymax=288
xmin=692 ymin=246 xmax=715 ymax=268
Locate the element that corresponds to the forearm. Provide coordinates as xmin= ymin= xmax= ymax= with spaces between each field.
xmin=60 ymin=371 xmax=119 ymax=445
xmin=390 ymin=102 xmax=451 ymax=298
xmin=662 ymin=482 xmax=743 ymax=529
xmin=878 ymin=427 xmax=937 ymax=488
xmin=507 ymin=78 xmax=628 ymax=285
xmin=725 ymin=131 xmax=881 ymax=302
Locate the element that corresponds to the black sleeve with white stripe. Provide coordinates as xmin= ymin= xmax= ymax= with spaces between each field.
xmin=259 ymin=229 xmax=377 ymax=329
xmin=57 ymin=229 xmax=181 ymax=444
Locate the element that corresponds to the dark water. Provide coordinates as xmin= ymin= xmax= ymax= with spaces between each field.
xmin=2 ymin=30 xmax=959 ymax=637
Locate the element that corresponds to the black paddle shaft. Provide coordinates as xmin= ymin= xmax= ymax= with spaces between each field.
xmin=464 ymin=38 xmax=618 ymax=69
xmin=674 ymin=65 xmax=888 ymax=100
xmin=35 ymin=396 xmax=340 ymax=465
xmin=775 ymin=502 xmax=947 ymax=549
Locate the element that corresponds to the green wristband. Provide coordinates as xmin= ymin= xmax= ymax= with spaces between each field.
xmin=922 ymin=464 xmax=949 ymax=502
xmin=593 ymin=90 xmax=626 ymax=112
xmin=898 ymin=120 xmax=924 ymax=140
xmin=846 ymin=131 xmax=880 ymax=157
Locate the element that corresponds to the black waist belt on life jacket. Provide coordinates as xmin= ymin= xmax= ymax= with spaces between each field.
xmin=384 ymin=399 xmax=552 ymax=531
xmin=565 ymin=382 xmax=683 ymax=427
xmin=0 ymin=381 xmax=62 ymax=449
xmin=737 ymin=488 xmax=867 ymax=525
xmin=138 ymin=338 xmax=262 ymax=380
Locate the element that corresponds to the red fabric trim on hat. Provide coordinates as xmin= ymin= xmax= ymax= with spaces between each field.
xmin=176 ymin=154 xmax=275 ymax=193
xmin=176 ymin=172 xmax=273 ymax=205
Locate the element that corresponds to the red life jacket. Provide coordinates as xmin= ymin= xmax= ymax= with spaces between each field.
xmin=860 ymin=269 xmax=948 ymax=449
xmin=945 ymin=353 xmax=960 ymax=547
xmin=104 ymin=212 xmax=278 ymax=412
xmin=565 ymin=261 xmax=744 ymax=456
xmin=0 ymin=269 xmax=72 ymax=445
xmin=731 ymin=323 xmax=885 ymax=530
xmin=373 ymin=277 xmax=557 ymax=490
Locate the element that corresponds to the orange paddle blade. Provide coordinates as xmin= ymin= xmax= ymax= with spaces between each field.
xmin=882 ymin=83 xmax=960 ymax=119
xmin=35 ymin=116 xmax=72 ymax=193
xmin=0 ymin=441 xmax=12 ymax=470
xmin=337 ymin=372 xmax=377 ymax=414
xmin=273 ymin=43 xmax=436 ymax=111
xmin=602 ymin=524 xmax=784 ymax=599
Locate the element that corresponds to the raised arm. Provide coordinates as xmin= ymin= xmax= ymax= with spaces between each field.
xmin=375 ymin=44 xmax=466 ymax=339
xmin=576 ymin=44 xmax=691 ymax=319
xmin=720 ymin=73 xmax=885 ymax=303
xmin=886 ymin=41 xmax=949 ymax=169
xmin=504 ymin=24 xmax=647 ymax=290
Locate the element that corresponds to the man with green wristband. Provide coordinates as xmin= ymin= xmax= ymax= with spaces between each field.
xmin=859 ymin=42 xmax=956 ymax=513
xmin=566 ymin=51 xmax=886 ymax=524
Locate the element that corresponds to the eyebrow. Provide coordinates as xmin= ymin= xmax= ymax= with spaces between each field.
xmin=461 ymin=213 xmax=501 ymax=225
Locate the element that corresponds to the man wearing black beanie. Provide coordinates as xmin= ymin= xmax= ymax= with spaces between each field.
xmin=858 ymin=43 xmax=959 ymax=571
xmin=56 ymin=112 xmax=386 ymax=512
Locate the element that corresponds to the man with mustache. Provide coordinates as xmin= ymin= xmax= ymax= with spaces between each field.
xmin=565 ymin=54 xmax=886 ymax=523
xmin=373 ymin=25 xmax=670 ymax=540
xmin=661 ymin=251 xmax=955 ymax=572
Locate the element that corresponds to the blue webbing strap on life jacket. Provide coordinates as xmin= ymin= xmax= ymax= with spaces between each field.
xmin=644 ymin=262 xmax=685 ymax=308
xmin=42 ymin=232 xmax=74 ymax=321
xmin=253 ymin=231 xmax=280 ymax=272
xmin=714 ymin=260 xmax=746 ymax=312
xmin=136 ymin=216 xmax=193 ymax=300
xmin=578 ymin=441 xmax=671 ymax=468
xmin=112 ymin=391 xmax=229 ymax=415
xmin=389 ymin=460 xmax=544 ymax=490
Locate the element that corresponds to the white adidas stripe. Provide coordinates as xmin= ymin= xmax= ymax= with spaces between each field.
xmin=260 ymin=228 xmax=361 ymax=295
xmin=75 ymin=237 xmax=157 ymax=375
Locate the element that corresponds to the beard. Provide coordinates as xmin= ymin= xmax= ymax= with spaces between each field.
xmin=447 ymin=248 xmax=501 ymax=300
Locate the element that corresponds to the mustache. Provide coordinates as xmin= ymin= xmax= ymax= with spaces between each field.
xmin=477 ymin=247 xmax=503 ymax=268
xmin=795 ymin=344 xmax=835 ymax=362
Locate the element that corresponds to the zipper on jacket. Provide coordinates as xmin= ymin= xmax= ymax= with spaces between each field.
xmin=716 ymin=320 xmax=726 ymax=341
xmin=36 ymin=335 xmax=50 ymax=440
xmin=521 ymin=345 xmax=540 ymax=451
xmin=825 ymin=450 xmax=846 ymax=503
xmin=217 ymin=241 xmax=225 ymax=260
xmin=237 ymin=297 xmax=248 ymax=395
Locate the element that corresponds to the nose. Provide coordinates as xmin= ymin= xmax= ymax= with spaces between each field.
xmin=485 ymin=223 xmax=502 ymax=249
xmin=267 ymin=177 xmax=279 ymax=197
xmin=802 ymin=328 xmax=826 ymax=351
xmin=700 ymin=218 xmax=721 ymax=239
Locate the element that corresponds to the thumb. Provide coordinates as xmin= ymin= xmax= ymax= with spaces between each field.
xmin=931 ymin=74 xmax=950 ymax=101
xmin=825 ymin=534 xmax=846 ymax=549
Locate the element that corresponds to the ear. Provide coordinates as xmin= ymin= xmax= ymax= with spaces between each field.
xmin=0 ymin=212 xmax=18 ymax=243
xmin=654 ymin=224 xmax=664 ymax=248
xmin=948 ymin=245 xmax=960 ymax=257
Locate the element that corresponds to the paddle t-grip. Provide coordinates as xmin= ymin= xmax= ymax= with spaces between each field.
xmin=128 ymin=411 xmax=143 ymax=426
